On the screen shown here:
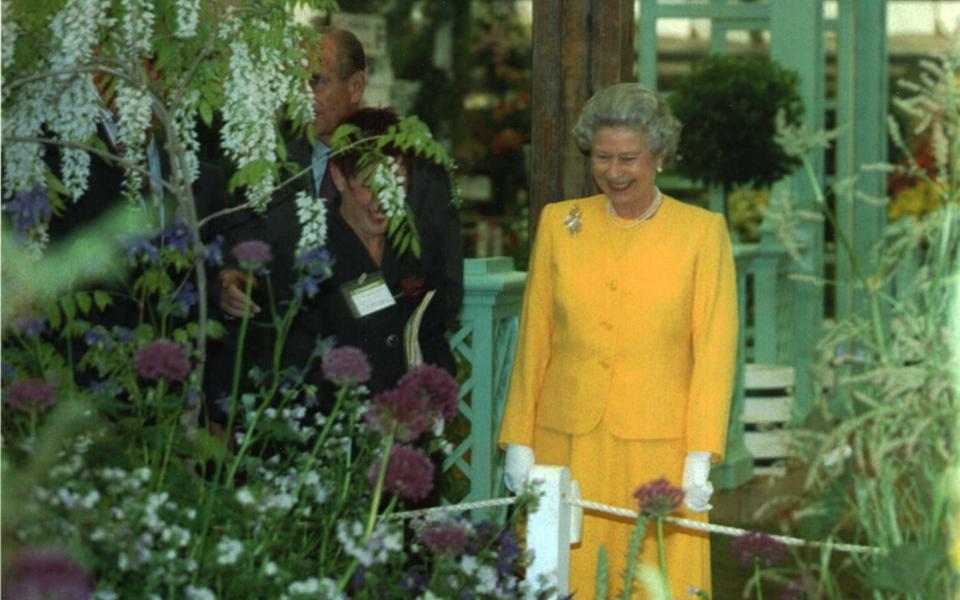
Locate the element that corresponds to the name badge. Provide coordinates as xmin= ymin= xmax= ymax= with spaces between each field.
xmin=341 ymin=272 xmax=396 ymax=318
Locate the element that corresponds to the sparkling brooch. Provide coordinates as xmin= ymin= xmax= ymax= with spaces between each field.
xmin=563 ymin=205 xmax=582 ymax=236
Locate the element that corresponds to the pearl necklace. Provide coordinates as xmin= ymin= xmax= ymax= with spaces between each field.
xmin=606 ymin=188 xmax=663 ymax=229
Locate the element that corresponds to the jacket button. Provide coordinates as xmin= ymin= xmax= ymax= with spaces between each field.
xmin=385 ymin=334 xmax=400 ymax=348
xmin=601 ymin=321 xmax=613 ymax=330
xmin=608 ymin=281 xmax=618 ymax=291
xmin=600 ymin=359 xmax=610 ymax=369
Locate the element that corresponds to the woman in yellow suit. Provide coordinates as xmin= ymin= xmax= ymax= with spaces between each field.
xmin=498 ymin=83 xmax=738 ymax=598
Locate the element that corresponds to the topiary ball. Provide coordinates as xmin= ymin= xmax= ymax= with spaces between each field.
xmin=668 ymin=53 xmax=805 ymax=191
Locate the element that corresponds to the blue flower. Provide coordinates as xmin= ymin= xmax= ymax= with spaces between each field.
xmin=3 ymin=184 xmax=51 ymax=236
xmin=83 ymin=326 xmax=112 ymax=349
xmin=160 ymin=215 xmax=193 ymax=255
xmin=121 ymin=234 xmax=160 ymax=264
xmin=176 ymin=282 xmax=198 ymax=311
xmin=295 ymin=246 xmax=335 ymax=278
xmin=205 ymin=235 xmax=224 ymax=266
xmin=113 ymin=326 xmax=135 ymax=344
xmin=2 ymin=360 xmax=16 ymax=384
xmin=13 ymin=315 xmax=47 ymax=339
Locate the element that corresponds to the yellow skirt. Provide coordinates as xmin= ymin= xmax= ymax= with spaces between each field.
xmin=535 ymin=420 xmax=711 ymax=599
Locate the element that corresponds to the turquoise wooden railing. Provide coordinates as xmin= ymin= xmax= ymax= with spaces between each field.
xmin=448 ymin=236 xmax=791 ymax=499
xmin=445 ymin=257 xmax=525 ymax=504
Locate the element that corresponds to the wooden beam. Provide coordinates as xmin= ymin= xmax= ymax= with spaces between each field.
xmin=530 ymin=0 xmax=634 ymax=238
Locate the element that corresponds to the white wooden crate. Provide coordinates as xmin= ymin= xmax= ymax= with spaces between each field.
xmin=742 ymin=364 xmax=795 ymax=476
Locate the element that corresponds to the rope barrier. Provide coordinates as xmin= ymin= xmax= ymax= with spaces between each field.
xmin=567 ymin=496 xmax=883 ymax=555
xmin=387 ymin=493 xmax=882 ymax=556
xmin=389 ymin=496 xmax=519 ymax=521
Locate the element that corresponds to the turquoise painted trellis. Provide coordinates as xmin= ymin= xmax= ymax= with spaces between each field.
xmin=443 ymin=257 xmax=525 ymax=505
xmin=636 ymin=0 xmax=889 ymax=488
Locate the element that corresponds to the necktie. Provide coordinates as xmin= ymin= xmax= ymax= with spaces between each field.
xmin=312 ymin=142 xmax=330 ymax=198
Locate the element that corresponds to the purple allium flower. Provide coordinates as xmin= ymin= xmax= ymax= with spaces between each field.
xmin=322 ymin=346 xmax=372 ymax=387
xmin=5 ymin=379 xmax=57 ymax=411
xmin=731 ymin=531 xmax=786 ymax=568
xmin=4 ymin=184 xmax=51 ymax=237
xmin=4 ymin=548 xmax=92 ymax=600
xmin=205 ymin=234 xmax=224 ymax=266
xmin=368 ymin=444 xmax=434 ymax=502
xmin=495 ymin=527 xmax=523 ymax=576
xmin=365 ymin=386 xmax=433 ymax=443
xmin=397 ymin=364 xmax=459 ymax=422
xmin=13 ymin=315 xmax=47 ymax=338
xmin=417 ymin=518 xmax=471 ymax=557
xmin=134 ymin=339 xmax=191 ymax=382
xmin=231 ymin=240 xmax=273 ymax=270
xmin=632 ymin=478 xmax=684 ymax=518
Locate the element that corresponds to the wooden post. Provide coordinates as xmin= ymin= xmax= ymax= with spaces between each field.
xmin=530 ymin=0 xmax=634 ymax=239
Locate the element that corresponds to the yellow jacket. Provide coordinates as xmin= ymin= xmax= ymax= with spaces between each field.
xmin=498 ymin=194 xmax=738 ymax=457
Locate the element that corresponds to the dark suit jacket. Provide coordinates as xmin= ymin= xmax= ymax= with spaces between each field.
xmin=203 ymin=140 xmax=461 ymax=419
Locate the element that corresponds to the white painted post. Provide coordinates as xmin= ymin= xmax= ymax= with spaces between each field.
xmin=526 ymin=465 xmax=576 ymax=595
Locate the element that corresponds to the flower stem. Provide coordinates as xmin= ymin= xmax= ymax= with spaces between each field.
xmin=365 ymin=430 xmax=396 ymax=539
xmin=656 ymin=517 xmax=668 ymax=585
xmin=753 ymin=560 xmax=763 ymax=600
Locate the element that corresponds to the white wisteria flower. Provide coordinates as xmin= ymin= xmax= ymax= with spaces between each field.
xmin=295 ymin=191 xmax=328 ymax=254
xmin=121 ymin=0 xmax=155 ymax=56
xmin=369 ymin=156 xmax=406 ymax=219
xmin=174 ymin=0 xmax=201 ymax=39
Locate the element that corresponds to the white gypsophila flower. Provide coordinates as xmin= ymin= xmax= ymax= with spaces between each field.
xmin=235 ymin=488 xmax=255 ymax=505
xmin=215 ymin=537 xmax=243 ymax=565
xmin=115 ymin=82 xmax=153 ymax=201
xmin=459 ymin=555 xmax=478 ymax=575
xmin=121 ymin=0 xmax=155 ymax=56
xmin=288 ymin=578 xmax=319 ymax=595
xmin=173 ymin=0 xmax=200 ymax=39
xmin=80 ymin=490 xmax=101 ymax=509
xmin=369 ymin=156 xmax=406 ymax=219
xmin=476 ymin=565 xmax=498 ymax=594
xmin=262 ymin=561 xmax=278 ymax=576
xmin=295 ymin=191 xmax=328 ymax=253
xmin=185 ymin=586 xmax=216 ymax=600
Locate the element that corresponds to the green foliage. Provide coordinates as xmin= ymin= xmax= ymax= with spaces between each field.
xmin=669 ymin=53 xmax=804 ymax=191
xmin=763 ymin=44 xmax=960 ymax=597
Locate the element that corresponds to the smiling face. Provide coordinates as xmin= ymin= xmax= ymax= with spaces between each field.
xmin=590 ymin=126 xmax=661 ymax=218
xmin=331 ymin=160 xmax=408 ymax=244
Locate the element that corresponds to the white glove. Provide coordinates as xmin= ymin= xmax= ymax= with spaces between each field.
xmin=682 ymin=451 xmax=714 ymax=512
xmin=504 ymin=444 xmax=534 ymax=494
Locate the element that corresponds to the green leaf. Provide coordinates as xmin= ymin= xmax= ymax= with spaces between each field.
xmin=199 ymin=99 xmax=214 ymax=126
xmin=93 ymin=291 xmax=112 ymax=311
xmin=45 ymin=300 xmax=62 ymax=330
xmin=75 ymin=291 xmax=92 ymax=315
xmin=207 ymin=320 xmax=227 ymax=340
xmin=864 ymin=543 xmax=946 ymax=593
xmin=60 ymin=296 xmax=77 ymax=321
xmin=191 ymin=429 xmax=228 ymax=462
